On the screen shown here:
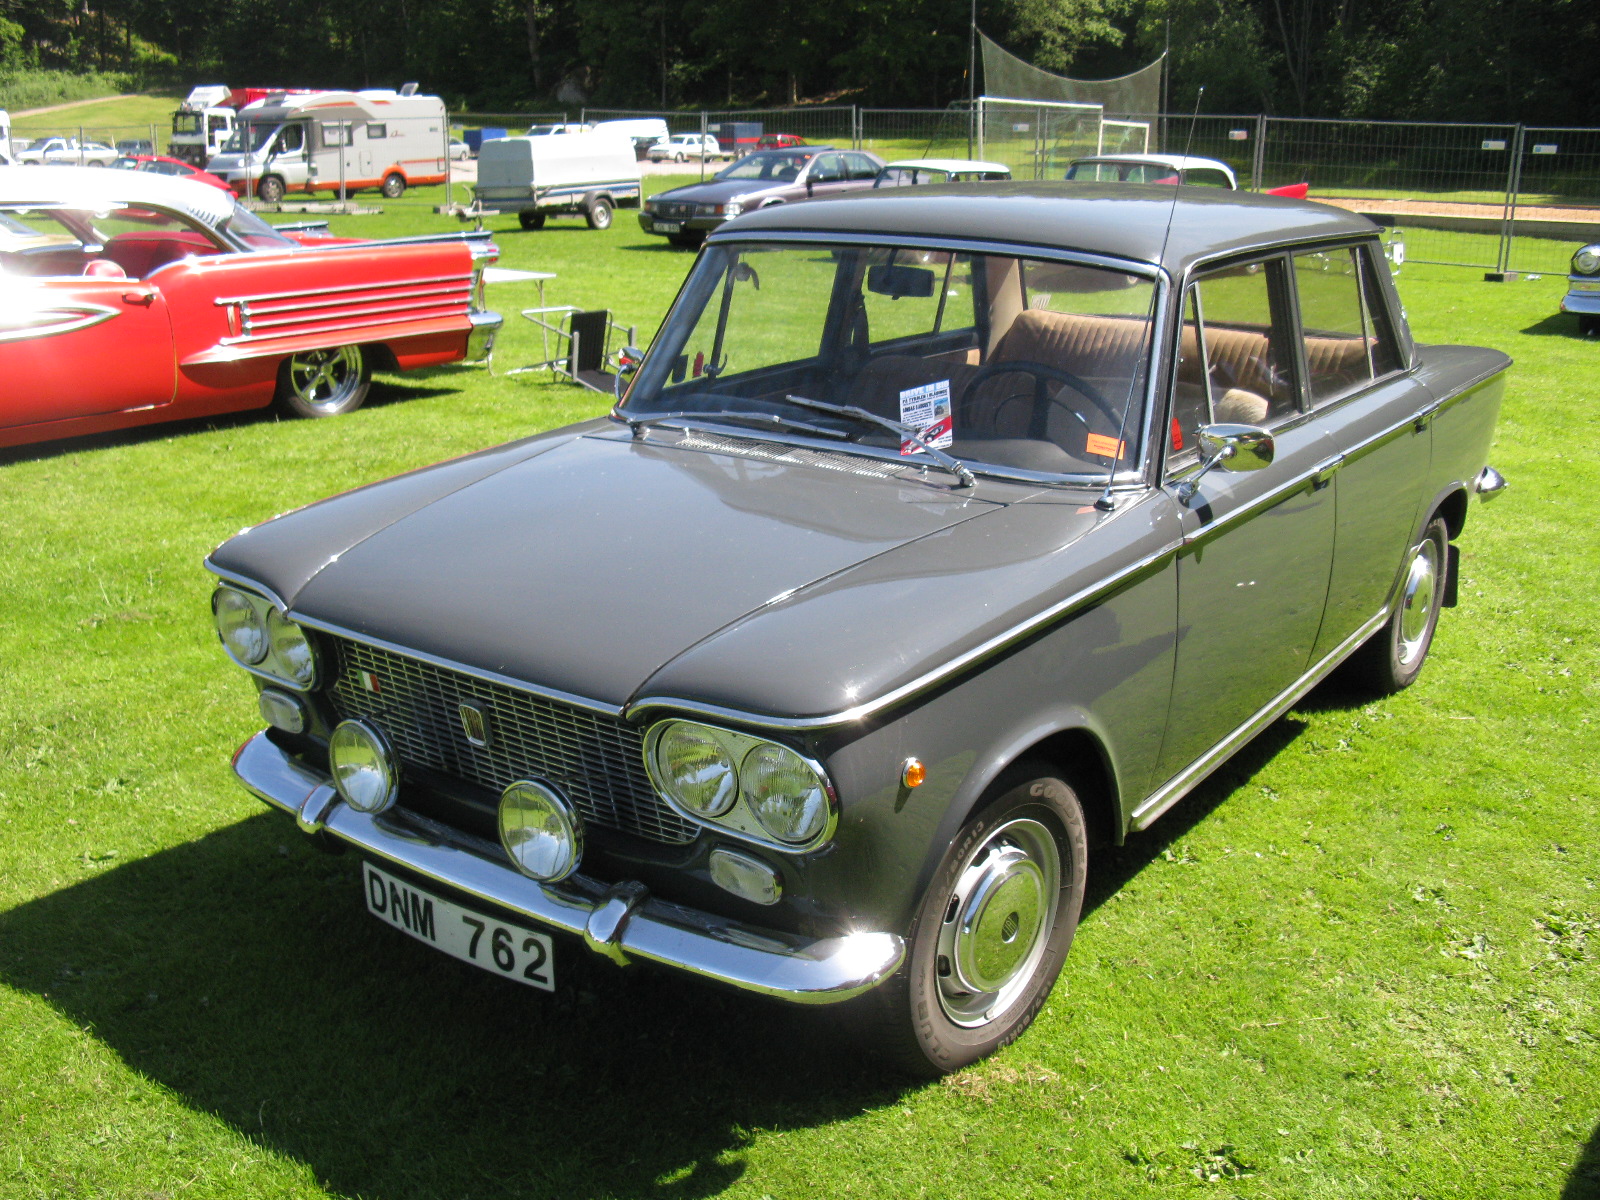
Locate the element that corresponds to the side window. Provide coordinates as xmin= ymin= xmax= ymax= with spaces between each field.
xmin=1293 ymin=245 xmax=1402 ymax=405
xmin=846 ymin=153 xmax=879 ymax=181
xmin=1171 ymin=259 xmax=1295 ymax=468
xmin=810 ymin=154 xmax=844 ymax=183
xmin=1183 ymin=169 xmax=1232 ymax=189
xmin=276 ymin=124 xmax=305 ymax=154
xmin=367 ymin=123 xmax=388 ymax=139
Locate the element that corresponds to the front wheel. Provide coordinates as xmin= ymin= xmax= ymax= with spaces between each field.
xmin=276 ymin=345 xmax=372 ymax=418
xmin=1348 ymin=515 xmax=1449 ymax=694
xmin=256 ymin=175 xmax=286 ymax=204
xmin=847 ymin=763 xmax=1087 ymax=1077
xmin=585 ymin=197 xmax=614 ymax=230
xmin=380 ymin=172 xmax=406 ymax=199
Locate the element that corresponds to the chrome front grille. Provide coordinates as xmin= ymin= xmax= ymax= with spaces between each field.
xmin=326 ymin=639 xmax=696 ymax=845
xmin=651 ymin=201 xmax=698 ymax=219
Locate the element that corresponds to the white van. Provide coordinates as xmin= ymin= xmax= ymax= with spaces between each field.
xmin=591 ymin=118 xmax=671 ymax=157
xmin=473 ymin=132 xmax=641 ymax=230
xmin=208 ymin=88 xmax=448 ymax=202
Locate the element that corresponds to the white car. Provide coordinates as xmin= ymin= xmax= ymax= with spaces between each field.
xmin=648 ymin=134 xmax=724 ymax=163
xmin=17 ymin=137 xmax=119 ymax=167
xmin=449 ymin=139 xmax=472 ymax=161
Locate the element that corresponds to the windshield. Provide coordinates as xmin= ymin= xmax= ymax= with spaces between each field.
xmin=220 ymin=123 xmax=278 ymax=154
xmin=715 ymin=151 xmax=814 ymax=182
xmin=622 ymin=241 xmax=1158 ymax=483
xmin=173 ymin=113 xmax=202 ymax=136
xmin=222 ymin=203 xmax=299 ymax=250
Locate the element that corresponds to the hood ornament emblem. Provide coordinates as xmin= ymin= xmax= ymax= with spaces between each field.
xmin=459 ymin=702 xmax=490 ymax=749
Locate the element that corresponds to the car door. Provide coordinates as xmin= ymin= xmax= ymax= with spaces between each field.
xmin=1152 ymin=255 xmax=1338 ymax=788
xmin=1289 ymin=243 xmax=1429 ymax=662
xmin=801 ymin=153 xmax=854 ymax=201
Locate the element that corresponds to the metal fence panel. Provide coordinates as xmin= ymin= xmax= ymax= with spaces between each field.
xmin=1507 ymin=126 xmax=1600 ymax=276
xmin=858 ymin=107 xmax=977 ymax=163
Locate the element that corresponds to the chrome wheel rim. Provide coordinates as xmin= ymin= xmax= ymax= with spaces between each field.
xmin=935 ymin=817 xmax=1060 ymax=1027
xmin=287 ymin=346 xmax=363 ymax=414
xmin=1397 ymin=536 xmax=1441 ymax=665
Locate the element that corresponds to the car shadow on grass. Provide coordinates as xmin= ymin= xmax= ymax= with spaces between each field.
xmin=0 ymin=813 xmax=910 ymax=1200
xmin=1568 ymin=1121 xmax=1600 ymax=1200
xmin=1519 ymin=313 xmax=1591 ymax=338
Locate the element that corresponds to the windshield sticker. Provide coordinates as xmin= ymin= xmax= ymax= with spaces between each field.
xmin=899 ymin=380 xmax=954 ymax=454
xmin=1085 ymin=432 xmax=1126 ymax=459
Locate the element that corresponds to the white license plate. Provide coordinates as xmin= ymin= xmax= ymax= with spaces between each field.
xmin=655 ymin=220 xmax=681 ymax=233
xmin=363 ymin=862 xmax=554 ymax=991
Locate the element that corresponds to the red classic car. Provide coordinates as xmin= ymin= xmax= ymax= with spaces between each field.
xmin=0 ymin=166 xmax=501 ymax=449
xmin=111 ymin=153 xmax=235 ymax=192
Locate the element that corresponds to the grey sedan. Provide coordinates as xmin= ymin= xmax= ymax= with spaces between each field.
xmin=638 ymin=147 xmax=883 ymax=246
xmin=210 ymin=183 xmax=1508 ymax=1076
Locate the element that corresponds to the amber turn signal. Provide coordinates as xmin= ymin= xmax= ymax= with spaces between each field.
xmin=901 ymin=758 xmax=926 ymax=789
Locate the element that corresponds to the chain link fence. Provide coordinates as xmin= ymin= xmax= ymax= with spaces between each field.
xmin=7 ymin=119 xmax=166 ymax=159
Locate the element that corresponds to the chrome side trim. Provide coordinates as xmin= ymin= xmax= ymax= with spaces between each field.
xmin=626 ymin=540 xmax=1176 ymax=732
xmin=1129 ymin=607 xmax=1388 ymax=831
xmin=1473 ymin=465 xmax=1507 ymax=501
xmin=234 ymin=732 xmax=905 ymax=1003
xmin=210 ymin=273 xmax=476 ymax=307
xmin=0 ymin=300 xmax=119 ymax=343
xmin=1177 ymin=470 xmax=1320 ymax=549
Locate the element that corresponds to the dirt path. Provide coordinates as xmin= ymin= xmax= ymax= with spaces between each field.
xmin=11 ymin=92 xmax=153 ymax=117
xmin=1318 ymin=194 xmax=1600 ymax=223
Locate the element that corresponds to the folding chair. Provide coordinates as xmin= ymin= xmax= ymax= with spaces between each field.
xmin=509 ymin=306 xmax=637 ymax=393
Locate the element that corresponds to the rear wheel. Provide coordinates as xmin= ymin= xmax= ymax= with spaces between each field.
xmin=518 ymin=211 xmax=547 ymax=231
xmin=380 ymin=172 xmax=406 ymax=199
xmin=1348 ymin=516 xmax=1449 ymax=694
xmin=256 ymin=175 xmax=286 ymax=204
xmin=846 ymin=762 xmax=1087 ymax=1077
xmin=276 ymin=346 xmax=372 ymax=418
xmin=585 ymin=197 xmax=614 ymax=230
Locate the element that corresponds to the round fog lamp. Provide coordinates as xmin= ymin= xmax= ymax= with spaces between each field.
xmin=499 ymin=780 xmax=584 ymax=882
xmin=742 ymin=743 xmax=831 ymax=845
xmin=328 ymin=719 xmax=398 ymax=814
xmin=652 ymin=722 xmax=737 ymax=817
xmin=214 ymin=588 xmax=268 ymax=664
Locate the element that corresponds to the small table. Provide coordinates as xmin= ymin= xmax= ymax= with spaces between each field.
xmin=482 ymin=268 xmax=556 ymax=372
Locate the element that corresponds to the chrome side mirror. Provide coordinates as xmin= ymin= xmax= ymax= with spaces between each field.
xmin=614 ymin=345 xmax=642 ymax=400
xmin=1178 ymin=423 xmax=1275 ymax=505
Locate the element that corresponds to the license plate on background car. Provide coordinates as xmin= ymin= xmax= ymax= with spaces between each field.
xmin=655 ymin=221 xmax=681 ymax=233
xmin=363 ymin=862 xmax=554 ymax=991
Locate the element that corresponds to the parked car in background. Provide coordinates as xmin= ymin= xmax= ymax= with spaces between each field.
xmin=592 ymin=118 xmax=671 ymax=158
xmin=116 ymin=138 xmax=156 ymax=155
xmin=873 ymin=158 xmax=1012 ymax=187
xmin=757 ymin=133 xmax=806 ymax=149
xmin=638 ymin=146 xmax=885 ymax=245
xmin=449 ymin=139 xmax=472 ymax=161
xmin=111 ymin=153 xmax=234 ymax=191
xmin=648 ymin=133 xmax=726 ymax=163
xmin=1562 ymin=241 xmax=1600 ymax=335
xmin=1066 ymin=153 xmax=1239 ymax=188
xmin=212 ymin=180 xmax=1509 ymax=1077
xmin=17 ymin=137 xmax=120 ymax=166
xmin=527 ymin=123 xmax=590 ymax=137
xmin=0 ymin=167 xmax=500 ymax=447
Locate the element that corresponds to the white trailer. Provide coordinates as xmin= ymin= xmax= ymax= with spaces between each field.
xmin=207 ymin=87 xmax=449 ymax=203
xmin=472 ymin=132 xmax=641 ymax=230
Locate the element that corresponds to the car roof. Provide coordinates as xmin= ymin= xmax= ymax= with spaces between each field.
xmin=1071 ymin=153 xmax=1233 ymax=173
xmin=716 ymin=181 xmax=1378 ymax=276
xmin=882 ymin=158 xmax=1011 ymax=174
xmin=0 ymin=164 xmax=235 ymax=226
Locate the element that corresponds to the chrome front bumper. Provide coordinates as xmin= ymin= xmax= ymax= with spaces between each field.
xmin=232 ymin=731 xmax=904 ymax=1003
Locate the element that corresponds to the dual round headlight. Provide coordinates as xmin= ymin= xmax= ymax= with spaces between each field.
xmin=1574 ymin=246 xmax=1600 ymax=275
xmin=648 ymin=720 xmax=835 ymax=848
xmin=212 ymin=586 xmax=319 ymax=689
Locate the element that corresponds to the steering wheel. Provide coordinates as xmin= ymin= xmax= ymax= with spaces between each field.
xmin=956 ymin=359 xmax=1122 ymax=441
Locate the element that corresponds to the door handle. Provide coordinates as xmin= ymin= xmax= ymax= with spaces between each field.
xmin=122 ymin=291 xmax=156 ymax=306
xmin=1311 ymin=455 xmax=1343 ymax=490
xmin=1412 ymin=400 xmax=1441 ymax=431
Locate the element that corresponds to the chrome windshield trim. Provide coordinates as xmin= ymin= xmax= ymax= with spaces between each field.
xmin=625 ymin=537 xmax=1176 ymax=732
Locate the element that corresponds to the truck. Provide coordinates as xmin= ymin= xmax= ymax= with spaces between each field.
xmin=169 ymin=85 xmax=313 ymax=167
xmin=471 ymin=131 xmax=641 ymax=230
xmin=205 ymin=87 xmax=450 ymax=203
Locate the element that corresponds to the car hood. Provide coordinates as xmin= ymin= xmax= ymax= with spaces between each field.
xmin=653 ymin=179 xmax=780 ymax=205
xmin=208 ymin=422 xmax=1023 ymax=711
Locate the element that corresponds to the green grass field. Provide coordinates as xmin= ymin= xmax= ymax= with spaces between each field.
xmin=1 ymin=157 xmax=1597 ymax=1200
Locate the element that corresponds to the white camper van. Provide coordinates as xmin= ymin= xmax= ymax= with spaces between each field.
xmin=473 ymin=132 xmax=641 ymax=230
xmin=0 ymin=111 xmax=11 ymax=166
xmin=207 ymin=88 xmax=448 ymax=202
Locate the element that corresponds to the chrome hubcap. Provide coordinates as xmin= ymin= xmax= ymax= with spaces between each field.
xmin=288 ymin=346 xmax=362 ymax=413
xmin=1397 ymin=537 xmax=1440 ymax=665
xmin=935 ymin=817 xmax=1059 ymax=1027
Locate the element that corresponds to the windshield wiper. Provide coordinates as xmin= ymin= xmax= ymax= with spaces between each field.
xmin=614 ymin=408 xmax=849 ymax=442
xmin=782 ymin=394 xmax=976 ymax=489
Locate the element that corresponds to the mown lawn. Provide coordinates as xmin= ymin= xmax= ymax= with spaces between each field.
xmin=0 ymin=176 xmax=1596 ymax=1200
